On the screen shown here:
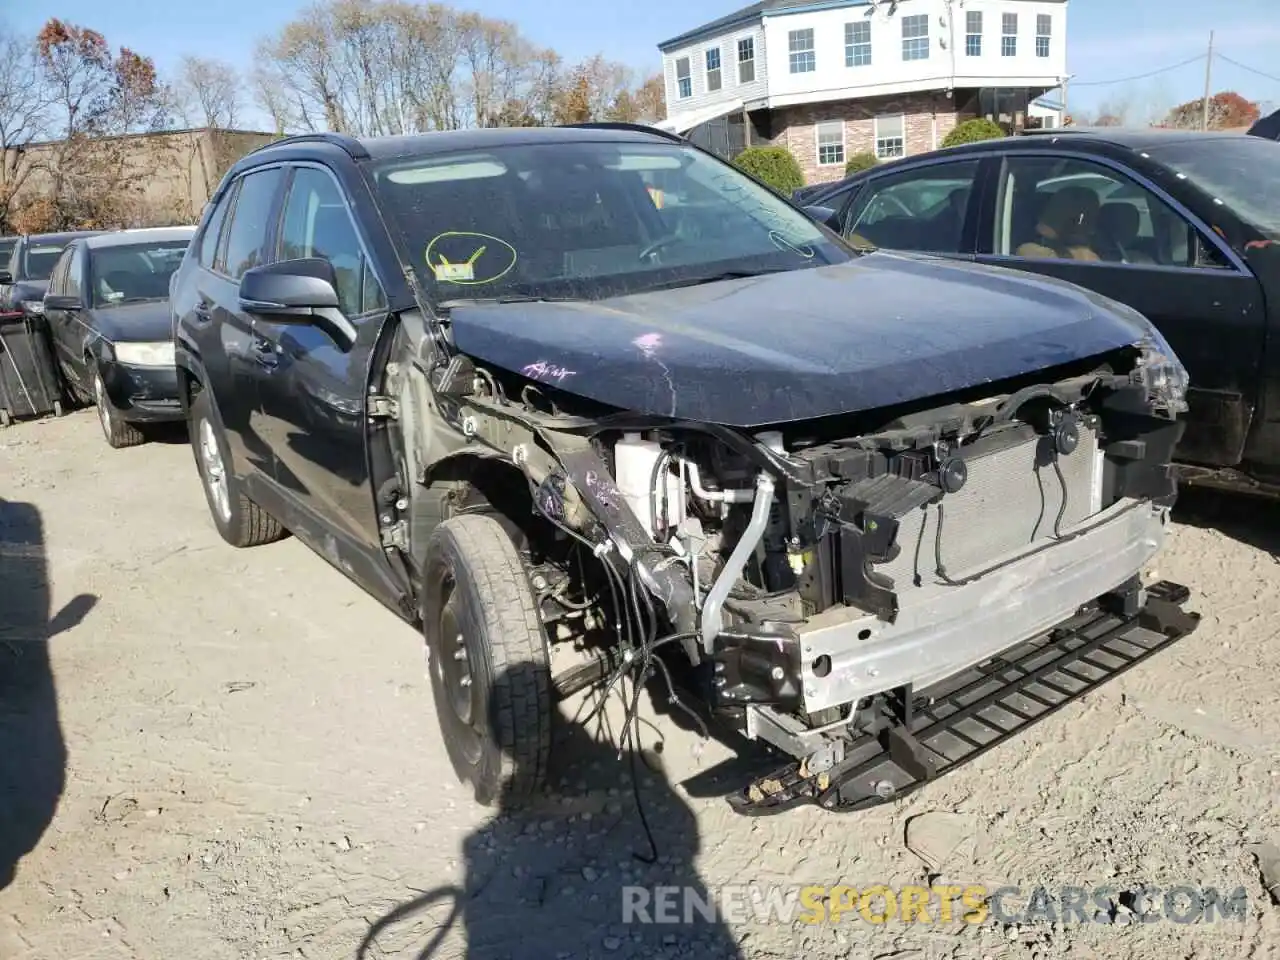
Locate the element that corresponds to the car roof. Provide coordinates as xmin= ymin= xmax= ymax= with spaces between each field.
xmin=359 ymin=124 xmax=675 ymax=161
xmin=1015 ymin=126 xmax=1255 ymax=150
xmin=81 ymin=226 xmax=197 ymax=249
xmin=802 ymin=126 xmax=1257 ymax=201
xmin=26 ymin=230 xmax=105 ymax=245
xmin=238 ymin=124 xmax=680 ymax=173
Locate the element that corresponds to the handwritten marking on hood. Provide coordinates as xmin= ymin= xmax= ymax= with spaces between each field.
xmin=522 ymin=360 xmax=575 ymax=383
xmin=632 ymin=332 xmax=663 ymax=356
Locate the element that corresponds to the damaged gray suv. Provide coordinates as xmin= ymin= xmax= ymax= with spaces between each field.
xmin=171 ymin=123 xmax=1200 ymax=814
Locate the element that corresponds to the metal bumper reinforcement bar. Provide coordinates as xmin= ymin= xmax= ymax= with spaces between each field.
xmin=727 ymin=580 xmax=1200 ymax=815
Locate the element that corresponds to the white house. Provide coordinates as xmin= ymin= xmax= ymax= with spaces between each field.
xmin=656 ymin=0 xmax=1069 ymax=183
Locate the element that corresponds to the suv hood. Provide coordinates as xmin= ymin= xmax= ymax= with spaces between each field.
xmin=447 ymin=253 xmax=1151 ymax=427
xmin=91 ymin=299 xmax=172 ymax=341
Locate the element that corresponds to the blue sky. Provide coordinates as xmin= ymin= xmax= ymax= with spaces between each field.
xmin=9 ymin=0 xmax=1280 ymax=126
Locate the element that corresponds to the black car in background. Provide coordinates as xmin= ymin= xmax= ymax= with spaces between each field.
xmin=43 ymin=226 xmax=195 ymax=448
xmin=0 ymin=231 xmax=105 ymax=318
xmin=796 ymin=128 xmax=1280 ymax=496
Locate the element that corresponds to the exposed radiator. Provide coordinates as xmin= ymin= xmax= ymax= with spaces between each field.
xmin=876 ymin=424 xmax=1103 ymax=590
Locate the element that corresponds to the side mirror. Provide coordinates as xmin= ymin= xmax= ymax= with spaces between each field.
xmin=0 ymin=270 xmax=12 ymax=284
xmin=238 ymin=258 xmax=356 ymax=350
xmin=802 ymin=205 xmax=843 ymax=233
xmin=45 ymin=294 xmax=83 ymax=311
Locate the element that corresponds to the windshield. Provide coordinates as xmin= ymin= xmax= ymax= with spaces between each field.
xmin=1145 ymin=136 xmax=1280 ymax=238
xmin=89 ymin=240 xmax=190 ymax=306
xmin=368 ymin=140 xmax=851 ymax=303
xmin=23 ymin=243 xmax=67 ymax=281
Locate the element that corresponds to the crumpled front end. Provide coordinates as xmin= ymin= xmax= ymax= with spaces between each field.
xmin=413 ymin=331 xmax=1199 ymax=813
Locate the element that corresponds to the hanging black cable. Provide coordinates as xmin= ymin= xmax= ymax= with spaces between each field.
xmin=1051 ymin=452 xmax=1070 ymax=539
xmin=1031 ymin=458 xmax=1047 ymax=542
xmin=932 ymin=501 xmax=963 ymax=586
xmin=912 ymin=502 xmax=929 ymax=587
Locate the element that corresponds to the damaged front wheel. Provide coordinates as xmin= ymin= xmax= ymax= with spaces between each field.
xmin=422 ymin=514 xmax=553 ymax=809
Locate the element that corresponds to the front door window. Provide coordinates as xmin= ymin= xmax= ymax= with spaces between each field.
xmin=844 ymin=159 xmax=982 ymax=253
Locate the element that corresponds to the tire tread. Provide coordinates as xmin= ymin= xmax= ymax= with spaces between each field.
xmin=434 ymin=514 xmax=551 ymax=806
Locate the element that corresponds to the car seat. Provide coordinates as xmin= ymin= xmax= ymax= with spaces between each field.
xmin=1015 ymin=186 xmax=1102 ymax=261
xmin=1096 ymin=202 xmax=1153 ymax=263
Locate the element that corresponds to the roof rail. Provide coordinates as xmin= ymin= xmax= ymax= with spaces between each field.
xmin=246 ymin=131 xmax=370 ymax=160
xmin=560 ymin=121 xmax=686 ymax=144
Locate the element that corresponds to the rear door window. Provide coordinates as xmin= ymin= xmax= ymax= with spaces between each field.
xmin=992 ymin=155 xmax=1214 ymax=268
xmin=198 ymin=188 xmax=235 ymax=270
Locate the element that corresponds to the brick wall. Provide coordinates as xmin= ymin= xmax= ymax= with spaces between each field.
xmin=775 ymin=92 xmax=964 ymax=185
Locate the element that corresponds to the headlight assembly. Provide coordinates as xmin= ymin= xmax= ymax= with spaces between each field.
xmin=21 ymin=299 xmax=44 ymax=316
xmin=114 ymin=341 xmax=176 ymax=368
xmin=1135 ymin=334 xmax=1189 ymax=416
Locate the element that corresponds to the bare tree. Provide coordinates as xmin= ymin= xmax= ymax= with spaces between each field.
xmin=174 ymin=55 xmax=242 ymax=129
xmin=35 ymin=18 xmax=170 ymax=228
xmin=0 ymin=27 xmax=51 ymax=230
xmin=254 ymin=0 xmax=658 ymax=136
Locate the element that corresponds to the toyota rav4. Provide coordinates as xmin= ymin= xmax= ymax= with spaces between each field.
xmin=170 ymin=124 xmax=1200 ymax=814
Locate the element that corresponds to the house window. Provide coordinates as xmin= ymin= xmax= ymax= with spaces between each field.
xmin=737 ymin=37 xmax=756 ymax=83
xmin=816 ymin=121 xmax=845 ymax=165
xmin=874 ymin=114 xmax=905 ymax=159
xmin=1002 ymin=13 xmax=1017 ymax=57
xmin=676 ymin=57 xmax=692 ymax=99
xmin=902 ymin=15 xmax=929 ymax=61
xmin=965 ymin=11 xmax=982 ymax=56
xmin=1036 ymin=15 xmax=1051 ymax=58
xmin=789 ymin=28 xmax=815 ymax=73
xmin=706 ymin=47 xmax=722 ymax=92
xmin=845 ymin=21 xmax=871 ymax=67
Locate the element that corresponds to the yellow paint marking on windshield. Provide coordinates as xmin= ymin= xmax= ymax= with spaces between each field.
xmin=425 ymin=231 xmax=517 ymax=286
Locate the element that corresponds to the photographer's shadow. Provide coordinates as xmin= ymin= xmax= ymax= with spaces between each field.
xmin=0 ymin=497 xmax=97 ymax=891
xmin=358 ymin=663 xmax=744 ymax=959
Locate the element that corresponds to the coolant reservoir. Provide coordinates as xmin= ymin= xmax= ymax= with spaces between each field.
xmin=614 ymin=433 xmax=686 ymax=538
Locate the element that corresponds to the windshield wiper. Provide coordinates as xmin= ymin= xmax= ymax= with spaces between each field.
xmin=437 ymin=295 xmax=584 ymax=310
xmin=639 ymin=268 xmax=789 ymax=293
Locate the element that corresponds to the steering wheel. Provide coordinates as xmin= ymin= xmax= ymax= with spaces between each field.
xmin=862 ymin=194 xmax=913 ymax=226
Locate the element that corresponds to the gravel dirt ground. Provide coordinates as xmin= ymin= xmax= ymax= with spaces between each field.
xmin=1 ymin=409 xmax=1279 ymax=960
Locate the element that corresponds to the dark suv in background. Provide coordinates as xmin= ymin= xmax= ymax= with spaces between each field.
xmin=0 ymin=231 xmax=104 ymax=317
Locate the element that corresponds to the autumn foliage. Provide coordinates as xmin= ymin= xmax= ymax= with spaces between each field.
xmin=1162 ymin=91 xmax=1261 ymax=130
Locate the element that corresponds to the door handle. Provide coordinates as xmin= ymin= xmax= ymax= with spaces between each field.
xmin=251 ymin=336 xmax=279 ymax=369
xmin=192 ymin=302 xmax=213 ymax=323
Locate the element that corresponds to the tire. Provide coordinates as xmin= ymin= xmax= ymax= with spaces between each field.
xmin=92 ymin=367 xmax=145 ymax=448
xmin=422 ymin=514 xmax=552 ymax=809
xmin=188 ymin=387 xmax=285 ymax=548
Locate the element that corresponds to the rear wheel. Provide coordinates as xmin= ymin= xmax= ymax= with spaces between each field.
xmin=188 ymin=387 xmax=284 ymax=547
xmin=422 ymin=514 xmax=552 ymax=809
xmin=93 ymin=367 xmax=145 ymax=448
